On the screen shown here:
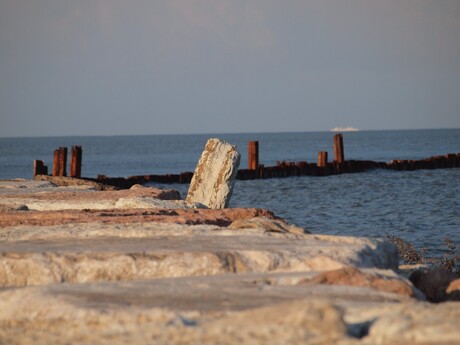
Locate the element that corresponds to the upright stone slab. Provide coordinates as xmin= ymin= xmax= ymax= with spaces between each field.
xmin=186 ymin=138 xmax=240 ymax=209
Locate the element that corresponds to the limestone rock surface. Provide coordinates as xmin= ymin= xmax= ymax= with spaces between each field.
xmin=1 ymin=180 xmax=458 ymax=345
xmin=0 ymin=207 xmax=278 ymax=229
xmin=1 ymin=271 xmax=458 ymax=345
xmin=0 ymin=224 xmax=397 ymax=287
xmin=366 ymin=302 xmax=460 ymax=344
xmin=0 ymin=184 xmax=194 ymax=211
xmin=300 ymin=266 xmax=419 ymax=298
xmin=186 ymin=138 xmax=240 ymax=209
xmin=229 ymin=216 xmax=310 ymax=235
xmin=34 ymin=175 xmax=117 ymax=190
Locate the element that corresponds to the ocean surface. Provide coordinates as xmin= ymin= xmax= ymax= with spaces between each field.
xmin=1 ymin=129 xmax=459 ymax=258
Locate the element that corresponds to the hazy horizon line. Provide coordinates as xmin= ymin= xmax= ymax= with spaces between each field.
xmin=1 ymin=126 xmax=458 ymax=140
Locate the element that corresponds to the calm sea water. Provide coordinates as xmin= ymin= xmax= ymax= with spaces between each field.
xmin=1 ymin=129 xmax=459 ymax=257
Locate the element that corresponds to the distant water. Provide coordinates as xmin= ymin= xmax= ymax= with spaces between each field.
xmin=1 ymin=129 xmax=459 ymax=257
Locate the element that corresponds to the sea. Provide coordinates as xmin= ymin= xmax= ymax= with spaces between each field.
xmin=1 ymin=129 xmax=459 ymax=259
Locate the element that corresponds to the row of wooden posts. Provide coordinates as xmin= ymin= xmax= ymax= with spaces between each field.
xmin=33 ymin=146 xmax=82 ymax=178
xmin=33 ymin=134 xmax=460 ymax=189
xmin=94 ymin=133 xmax=459 ymax=188
xmin=247 ymin=133 xmax=345 ymax=172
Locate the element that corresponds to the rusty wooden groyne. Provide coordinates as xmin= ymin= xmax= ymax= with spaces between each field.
xmin=33 ymin=146 xmax=82 ymax=178
xmin=33 ymin=134 xmax=460 ymax=189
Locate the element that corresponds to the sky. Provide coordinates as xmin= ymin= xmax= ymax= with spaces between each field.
xmin=1 ymin=0 xmax=459 ymax=137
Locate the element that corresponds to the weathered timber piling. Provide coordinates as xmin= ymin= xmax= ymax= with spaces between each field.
xmin=248 ymin=141 xmax=259 ymax=170
xmin=317 ymin=151 xmax=328 ymax=168
xmin=387 ymin=153 xmax=460 ymax=171
xmin=333 ymin=133 xmax=345 ymax=164
xmin=33 ymin=160 xmax=48 ymax=177
xmin=87 ymin=152 xmax=460 ymax=189
xmin=70 ymin=146 xmax=82 ymax=178
xmin=59 ymin=147 xmax=68 ymax=177
xmin=296 ymin=162 xmax=308 ymax=176
xmin=258 ymin=164 xmax=265 ymax=179
xmin=50 ymin=146 xmax=80 ymax=177
xmin=52 ymin=149 xmax=60 ymax=176
xmin=41 ymin=134 xmax=459 ymax=189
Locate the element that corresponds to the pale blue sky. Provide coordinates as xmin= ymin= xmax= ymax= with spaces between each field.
xmin=1 ymin=0 xmax=459 ymax=137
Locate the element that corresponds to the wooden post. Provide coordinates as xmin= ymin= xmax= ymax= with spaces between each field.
xmin=34 ymin=160 xmax=40 ymax=177
xmin=258 ymin=164 xmax=265 ymax=179
xmin=70 ymin=145 xmax=82 ymax=178
xmin=333 ymin=133 xmax=345 ymax=164
xmin=70 ymin=147 xmax=75 ymax=177
xmin=33 ymin=160 xmax=48 ymax=177
xmin=52 ymin=149 xmax=60 ymax=176
xmin=59 ymin=147 xmax=68 ymax=176
xmin=248 ymin=141 xmax=259 ymax=170
xmin=317 ymin=151 xmax=328 ymax=167
xmin=33 ymin=160 xmax=40 ymax=177
xmin=76 ymin=145 xmax=82 ymax=177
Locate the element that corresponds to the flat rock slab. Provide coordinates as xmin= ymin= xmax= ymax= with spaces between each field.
xmin=0 ymin=273 xmax=458 ymax=345
xmin=0 ymin=184 xmax=180 ymax=201
xmin=2 ymin=180 xmax=457 ymax=345
xmin=0 ymin=226 xmax=397 ymax=287
xmin=0 ymin=207 xmax=278 ymax=228
xmin=0 ymin=271 xmax=408 ymax=315
xmin=0 ymin=184 xmax=195 ymax=211
xmin=34 ymin=175 xmax=118 ymax=190
xmin=0 ymin=180 xmax=58 ymax=190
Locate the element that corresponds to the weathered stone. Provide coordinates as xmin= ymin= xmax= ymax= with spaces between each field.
xmin=0 ymin=272 xmax=412 ymax=345
xmin=366 ymin=302 xmax=460 ymax=344
xmin=409 ymin=269 xmax=458 ymax=302
xmin=0 ymin=185 xmax=190 ymax=211
xmin=0 ymin=179 xmax=56 ymax=190
xmin=446 ymin=278 xmax=460 ymax=301
xmin=199 ymin=300 xmax=350 ymax=345
xmin=0 ymin=224 xmax=397 ymax=287
xmin=1 ymin=179 xmax=454 ymax=344
xmin=34 ymin=175 xmax=117 ymax=191
xmin=228 ymin=216 xmax=310 ymax=235
xmin=186 ymin=138 xmax=240 ymax=209
xmin=300 ymin=266 xmax=418 ymax=298
xmin=0 ymin=208 xmax=277 ymax=229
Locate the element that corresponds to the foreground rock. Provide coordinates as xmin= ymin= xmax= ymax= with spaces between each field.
xmin=0 ymin=223 xmax=396 ymax=287
xmin=0 ymin=181 xmax=189 ymax=210
xmin=0 ymin=207 xmax=279 ymax=229
xmin=34 ymin=175 xmax=118 ymax=190
xmin=0 ymin=181 xmax=459 ymax=344
xmin=300 ymin=266 xmax=418 ymax=298
xmin=186 ymin=138 xmax=240 ymax=209
xmin=0 ymin=272 xmax=458 ymax=345
xmin=409 ymin=269 xmax=460 ymax=302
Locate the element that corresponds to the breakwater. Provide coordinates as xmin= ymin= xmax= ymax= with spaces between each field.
xmin=33 ymin=134 xmax=460 ymax=189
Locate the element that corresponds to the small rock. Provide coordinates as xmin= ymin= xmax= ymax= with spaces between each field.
xmin=367 ymin=301 xmax=460 ymax=344
xmin=302 ymin=266 xmax=417 ymax=297
xmin=200 ymin=300 xmax=348 ymax=344
xmin=409 ymin=269 xmax=458 ymax=302
xmin=130 ymin=184 xmax=146 ymax=190
xmin=228 ymin=216 xmax=309 ymax=235
xmin=16 ymin=205 xmax=29 ymax=211
xmin=446 ymin=278 xmax=460 ymax=301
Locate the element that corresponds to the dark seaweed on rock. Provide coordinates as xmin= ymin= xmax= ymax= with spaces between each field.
xmin=386 ymin=235 xmax=425 ymax=264
xmin=387 ymin=235 xmax=459 ymax=276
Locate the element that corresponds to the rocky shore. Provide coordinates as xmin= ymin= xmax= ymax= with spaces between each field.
xmin=0 ymin=179 xmax=459 ymax=345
